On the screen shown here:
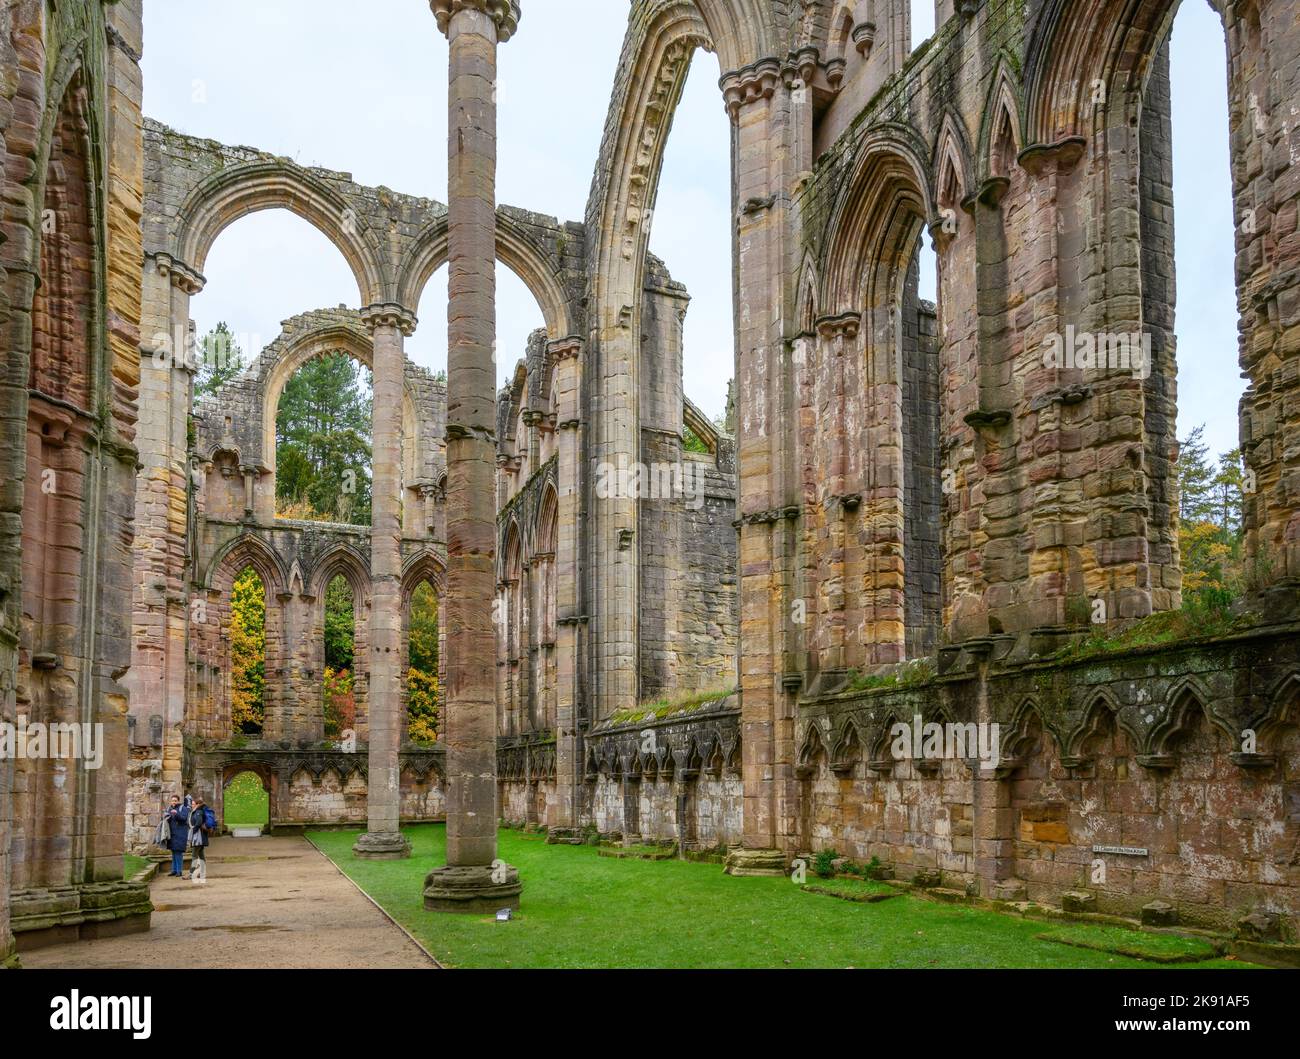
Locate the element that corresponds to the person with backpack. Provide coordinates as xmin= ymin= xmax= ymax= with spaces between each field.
xmin=163 ymin=794 xmax=189 ymax=877
xmin=187 ymin=792 xmax=217 ymax=880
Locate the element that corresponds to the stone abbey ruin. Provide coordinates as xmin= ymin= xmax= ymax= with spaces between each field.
xmin=3 ymin=0 xmax=1300 ymax=962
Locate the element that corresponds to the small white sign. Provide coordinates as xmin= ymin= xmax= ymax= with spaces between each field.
xmin=1091 ymin=845 xmax=1148 ymax=857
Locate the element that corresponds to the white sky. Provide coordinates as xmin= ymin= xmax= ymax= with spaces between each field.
xmin=142 ymin=1 xmax=1238 ymax=453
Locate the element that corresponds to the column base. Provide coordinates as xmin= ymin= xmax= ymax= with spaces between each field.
xmin=724 ymin=847 xmax=788 ymax=877
xmin=353 ymin=832 xmax=412 ymax=860
xmin=424 ymin=864 xmax=522 ymax=914
xmin=11 ymin=880 xmax=153 ymax=952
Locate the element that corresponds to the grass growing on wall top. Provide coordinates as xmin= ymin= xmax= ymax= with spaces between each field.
xmin=606 ymin=685 xmax=736 ymax=727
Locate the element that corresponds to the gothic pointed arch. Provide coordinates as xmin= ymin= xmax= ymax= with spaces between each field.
xmin=976 ymin=59 xmax=1025 ymax=182
xmin=1023 ymin=0 xmax=1188 ymax=147
xmin=932 ymin=110 xmax=974 ymax=219
xmin=821 ymin=126 xmax=933 ymax=311
xmin=401 ymin=551 xmax=448 ymax=602
xmin=204 ymin=532 xmax=288 ymax=597
xmin=309 ymin=541 xmax=372 ymax=602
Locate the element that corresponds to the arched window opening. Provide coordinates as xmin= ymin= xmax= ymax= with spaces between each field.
xmin=1166 ymin=2 xmax=1243 ymax=609
xmin=323 ymin=574 xmax=356 ymax=737
xmin=649 ymin=55 xmax=733 ymax=434
xmin=274 ymin=352 xmax=374 ymax=526
xmin=500 ymin=525 xmax=524 ymax=736
xmin=635 ymin=47 xmax=740 ymax=712
xmin=15 ymin=75 xmax=96 ymax=892
xmin=223 ymin=770 xmax=270 ymax=831
xmin=905 ymin=235 xmax=943 ymax=657
xmin=230 ymin=565 xmax=266 ymax=737
xmin=409 ymin=260 xmax=545 ymax=386
xmin=190 ymin=210 xmax=358 ymax=398
xmin=406 ymin=580 xmax=440 ymax=746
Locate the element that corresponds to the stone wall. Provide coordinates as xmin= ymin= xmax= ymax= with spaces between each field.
xmin=792 ymin=618 xmax=1300 ymax=938
xmin=129 ymin=120 xmax=587 ymax=844
xmin=185 ymin=747 xmax=446 ymax=832
xmin=499 ymin=702 xmax=744 ymax=850
xmin=13 ymin=0 xmax=1294 ymax=955
xmin=0 ymin=0 xmax=150 ymax=958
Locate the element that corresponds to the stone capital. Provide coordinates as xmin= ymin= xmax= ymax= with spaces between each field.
xmin=431 ymin=0 xmax=520 ymax=42
xmin=546 ymin=335 xmax=583 ymax=361
xmin=151 ymin=252 xmax=206 ymax=295
xmin=720 ymin=57 xmax=783 ymax=121
xmin=815 ymin=311 xmax=861 ymax=344
xmin=851 ymin=20 xmax=877 ymax=57
xmin=780 ymin=46 xmax=820 ymax=90
xmin=360 ymin=302 xmax=418 ymax=337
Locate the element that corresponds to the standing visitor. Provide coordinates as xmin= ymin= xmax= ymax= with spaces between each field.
xmin=188 ymin=792 xmax=217 ymax=881
xmin=165 ymin=795 xmax=189 ymax=877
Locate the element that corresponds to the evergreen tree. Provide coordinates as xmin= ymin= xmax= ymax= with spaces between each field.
xmin=323 ymin=575 xmax=355 ymax=672
xmin=275 ymin=353 xmax=373 ymax=524
xmin=195 ymin=322 xmax=245 ymax=399
xmin=1176 ymin=425 xmax=1217 ymax=525
xmin=1213 ymin=447 xmax=1247 ymax=540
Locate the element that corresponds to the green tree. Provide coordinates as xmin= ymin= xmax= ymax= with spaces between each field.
xmin=407 ymin=581 xmax=439 ymax=745
xmin=323 ymin=575 xmax=355 ymax=672
xmin=1213 ymin=447 xmax=1247 ymax=540
xmin=1176 ymin=425 xmax=1217 ymax=525
xmin=682 ymin=426 xmax=710 ymax=454
xmin=230 ymin=566 xmax=265 ymax=735
xmin=1176 ymin=426 xmax=1247 ymax=606
xmin=195 ymin=322 xmax=245 ymax=399
xmin=275 ymin=353 xmax=373 ymax=524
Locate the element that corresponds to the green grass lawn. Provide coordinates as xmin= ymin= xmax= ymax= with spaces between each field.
xmin=123 ymin=854 xmax=149 ymax=880
xmin=223 ymin=771 xmax=269 ymax=827
xmin=309 ymin=824 xmax=1255 ymax=970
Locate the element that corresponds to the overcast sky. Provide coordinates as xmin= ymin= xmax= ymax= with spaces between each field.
xmin=141 ymin=1 xmax=1237 ymax=456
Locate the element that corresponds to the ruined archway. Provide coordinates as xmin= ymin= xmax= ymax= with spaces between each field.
xmin=402 ymin=552 xmax=446 ymax=748
xmin=399 ymin=212 xmax=576 ymax=341
xmin=221 ymin=767 xmax=272 ymax=833
xmin=816 ymin=132 xmax=938 ymax=672
xmin=198 ymin=535 xmax=287 ymax=742
xmin=14 ymin=68 xmax=102 ymax=895
xmin=173 ymin=161 xmax=386 ymax=306
xmin=310 ymin=545 xmax=371 ymax=740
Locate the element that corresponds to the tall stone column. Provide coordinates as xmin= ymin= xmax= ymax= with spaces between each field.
xmin=722 ymin=60 xmax=797 ymax=877
xmin=354 ymin=304 xmax=416 ymax=859
xmin=424 ymin=0 xmax=522 ymax=913
xmin=130 ymin=252 xmax=202 ymax=841
xmin=550 ymin=336 xmax=584 ymax=834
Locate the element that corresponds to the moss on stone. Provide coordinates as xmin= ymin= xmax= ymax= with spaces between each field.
xmin=607 ymin=685 xmax=737 ymax=727
xmin=1035 ymin=924 xmax=1221 ymax=964
xmin=1051 ymin=600 xmax=1252 ymax=664
xmin=842 ymin=657 xmax=937 ymax=694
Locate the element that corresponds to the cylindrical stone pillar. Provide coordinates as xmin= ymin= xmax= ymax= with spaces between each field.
xmin=424 ymin=0 xmax=522 ymax=914
xmin=722 ymin=60 xmax=793 ymax=878
xmin=354 ymin=304 xmax=416 ymax=859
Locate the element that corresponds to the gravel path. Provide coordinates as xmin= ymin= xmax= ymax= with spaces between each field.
xmin=21 ymin=835 xmax=436 ymax=969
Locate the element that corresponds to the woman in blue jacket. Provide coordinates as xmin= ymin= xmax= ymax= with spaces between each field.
xmin=165 ymin=795 xmax=189 ymax=877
